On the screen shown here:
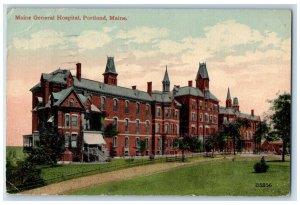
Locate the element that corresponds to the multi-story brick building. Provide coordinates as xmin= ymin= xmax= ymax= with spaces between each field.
xmin=218 ymin=88 xmax=261 ymax=152
xmin=23 ymin=57 xmax=260 ymax=162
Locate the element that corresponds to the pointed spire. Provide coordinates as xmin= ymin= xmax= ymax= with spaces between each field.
xmin=162 ymin=65 xmax=170 ymax=92
xmin=226 ymin=87 xmax=231 ymax=100
xmin=196 ymin=62 xmax=209 ymax=80
xmin=162 ymin=65 xmax=170 ymax=82
xmin=104 ymin=56 xmax=117 ymax=74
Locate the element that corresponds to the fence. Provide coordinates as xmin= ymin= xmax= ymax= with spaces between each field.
xmin=7 ymin=153 xmax=217 ymax=193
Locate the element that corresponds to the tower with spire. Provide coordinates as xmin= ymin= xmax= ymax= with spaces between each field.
xmin=226 ymin=87 xmax=232 ymax=108
xmin=162 ymin=66 xmax=170 ymax=92
xmin=103 ymin=56 xmax=118 ymax=86
xmin=196 ymin=62 xmax=209 ymax=93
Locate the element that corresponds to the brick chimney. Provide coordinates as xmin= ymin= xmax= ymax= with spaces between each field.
xmin=147 ymin=82 xmax=152 ymax=95
xmin=188 ymin=80 xmax=193 ymax=87
xmin=76 ymin=63 xmax=81 ymax=81
xmin=132 ymin=85 xmax=136 ymax=90
xmin=251 ymin=109 xmax=254 ymax=116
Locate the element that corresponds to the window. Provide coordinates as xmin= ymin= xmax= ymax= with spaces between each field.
xmin=125 ymin=119 xmax=129 ymax=132
xmin=125 ymin=137 xmax=129 ymax=148
xmin=125 ymin=101 xmax=129 ymax=114
xmin=146 ymin=121 xmax=150 ymax=134
xmin=192 ymin=112 xmax=196 ymax=121
xmin=191 ymin=100 xmax=196 ymax=109
xmin=205 ymin=101 xmax=208 ymax=109
xmin=165 ymin=108 xmax=169 ymax=118
xmin=113 ymin=99 xmax=118 ymax=112
xmin=146 ymin=138 xmax=149 ymax=150
xmin=101 ymin=97 xmax=106 ymax=110
xmin=136 ymin=120 xmax=140 ymax=133
xmin=170 ymin=124 xmax=173 ymax=133
xmin=113 ymin=117 xmax=118 ymax=131
xmin=175 ymin=110 xmax=178 ymax=119
xmin=146 ymin=104 xmax=150 ymax=116
xmin=205 ymin=113 xmax=208 ymax=122
xmin=213 ymin=116 xmax=217 ymax=123
xmin=113 ymin=136 xmax=117 ymax=147
xmin=200 ymin=113 xmax=203 ymax=122
xmin=156 ymin=123 xmax=160 ymax=133
xmin=199 ymin=101 xmax=203 ymax=110
xmin=176 ymin=124 xmax=179 ymax=135
xmin=72 ymin=115 xmax=78 ymax=128
xmin=157 ymin=107 xmax=161 ymax=117
xmin=136 ymin=138 xmax=140 ymax=148
xmin=136 ymin=103 xmax=140 ymax=115
xmin=65 ymin=114 xmax=70 ymax=128
xmin=165 ymin=124 xmax=169 ymax=134
xmin=64 ymin=133 xmax=70 ymax=147
xmin=69 ymin=98 xmax=74 ymax=107
xmin=158 ymin=138 xmax=162 ymax=150
xmin=71 ymin=134 xmax=77 ymax=147
xmin=210 ymin=115 xmax=213 ymax=123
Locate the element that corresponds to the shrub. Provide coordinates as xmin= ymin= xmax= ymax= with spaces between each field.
xmin=254 ymin=157 xmax=269 ymax=173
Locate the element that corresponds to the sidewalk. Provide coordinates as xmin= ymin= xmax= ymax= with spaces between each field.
xmin=20 ymin=156 xmax=228 ymax=195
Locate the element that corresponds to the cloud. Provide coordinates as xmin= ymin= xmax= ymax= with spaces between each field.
xmin=116 ymin=26 xmax=169 ymax=43
xmin=73 ymin=30 xmax=112 ymax=51
xmin=13 ymin=30 xmax=64 ymax=50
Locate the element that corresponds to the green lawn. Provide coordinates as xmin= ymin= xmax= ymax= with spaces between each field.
xmin=67 ymin=158 xmax=290 ymax=196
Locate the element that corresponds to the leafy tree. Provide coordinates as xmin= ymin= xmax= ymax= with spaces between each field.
xmin=205 ymin=131 xmax=225 ymax=157
xmin=253 ymin=120 xmax=270 ymax=154
xmin=223 ymin=118 xmax=251 ymax=155
xmin=139 ymin=139 xmax=147 ymax=156
xmin=268 ymin=93 xmax=291 ymax=162
xmin=174 ymin=135 xmax=191 ymax=162
xmin=6 ymin=156 xmax=44 ymax=193
xmin=104 ymin=123 xmax=119 ymax=137
xmin=28 ymin=110 xmax=64 ymax=165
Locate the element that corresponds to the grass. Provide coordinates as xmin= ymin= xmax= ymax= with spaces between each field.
xmin=39 ymin=157 xmax=159 ymax=183
xmin=67 ymin=157 xmax=290 ymax=196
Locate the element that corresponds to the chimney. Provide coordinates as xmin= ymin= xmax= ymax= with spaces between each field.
xmin=188 ymin=80 xmax=193 ymax=87
xmin=132 ymin=85 xmax=136 ymax=90
xmin=147 ymin=82 xmax=152 ymax=95
xmin=76 ymin=63 xmax=81 ymax=81
xmin=251 ymin=109 xmax=254 ymax=116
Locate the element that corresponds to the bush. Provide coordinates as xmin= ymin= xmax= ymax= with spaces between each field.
xmin=254 ymin=157 xmax=269 ymax=173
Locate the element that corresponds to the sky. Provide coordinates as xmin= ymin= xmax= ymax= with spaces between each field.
xmin=6 ymin=8 xmax=291 ymax=146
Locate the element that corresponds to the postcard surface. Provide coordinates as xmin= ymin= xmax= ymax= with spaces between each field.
xmin=6 ymin=8 xmax=291 ymax=197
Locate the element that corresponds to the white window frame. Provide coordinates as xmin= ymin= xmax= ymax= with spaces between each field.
xmin=113 ymin=136 xmax=118 ymax=147
xmin=71 ymin=133 xmax=77 ymax=148
xmin=101 ymin=96 xmax=106 ymax=111
xmin=65 ymin=113 xmax=70 ymax=128
xmin=71 ymin=114 xmax=78 ymax=128
xmin=113 ymin=98 xmax=118 ymax=112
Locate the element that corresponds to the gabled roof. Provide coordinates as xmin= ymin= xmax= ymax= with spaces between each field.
xmin=52 ymin=87 xmax=85 ymax=108
xmin=204 ymin=90 xmax=219 ymax=102
xmin=219 ymin=106 xmax=260 ymax=121
xmin=104 ymin=57 xmax=117 ymax=74
xmin=152 ymin=91 xmax=172 ymax=103
xmin=196 ymin=62 xmax=209 ymax=80
xmin=175 ymin=86 xmax=204 ymax=97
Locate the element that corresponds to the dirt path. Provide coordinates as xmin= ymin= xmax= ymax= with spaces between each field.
xmin=20 ymin=157 xmax=229 ymax=195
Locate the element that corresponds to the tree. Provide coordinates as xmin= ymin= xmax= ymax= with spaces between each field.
xmin=268 ymin=93 xmax=291 ymax=162
xmin=28 ymin=110 xmax=64 ymax=165
xmin=139 ymin=139 xmax=147 ymax=156
xmin=223 ymin=118 xmax=251 ymax=155
xmin=104 ymin=123 xmax=119 ymax=137
xmin=174 ymin=135 xmax=191 ymax=162
xmin=253 ymin=120 xmax=270 ymax=154
xmin=205 ymin=131 xmax=226 ymax=157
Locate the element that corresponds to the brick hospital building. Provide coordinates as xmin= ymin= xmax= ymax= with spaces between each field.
xmin=23 ymin=57 xmax=260 ymax=162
